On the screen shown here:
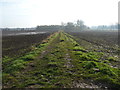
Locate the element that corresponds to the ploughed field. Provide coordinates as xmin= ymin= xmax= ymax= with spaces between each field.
xmin=2 ymin=32 xmax=51 ymax=58
xmin=2 ymin=31 xmax=120 ymax=89
xmin=67 ymin=31 xmax=119 ymax=68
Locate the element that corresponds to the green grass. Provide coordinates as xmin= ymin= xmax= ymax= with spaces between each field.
xmin=107 ymin=56 xmax=117 ymax=62
xmin=3 ymin=31 xmax=120 ymax=89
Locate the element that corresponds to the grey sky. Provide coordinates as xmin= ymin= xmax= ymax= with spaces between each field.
xmin=0 ymin=0 xmax=119 ymax=28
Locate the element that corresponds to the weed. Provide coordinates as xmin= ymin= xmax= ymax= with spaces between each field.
xmin=7 ymin=60 xmax=26 ymax=72
xmin=73 ymin=46 xmax=86 ymax=52
xmin=2 ymin=56 xmax=12 ymax=64
xmin=82 ymin=61 xmax=98 ymax=69
xmin=107 ymin=57 xmax=117 ymax=62
xmin=48 ymin=62 xmax=58 ymax=67
xmin=79 ymin=53 xmax=99 ymax=61
xmin=74 ymin=51 xmax=83 ymax=55
xmin=99 ymin=67 xmax=116 ymax=76
xmin=95 ymin=75 xmax=120 ymax=89
xmin=103 ymin=60 xmax=109 ymax=63
xmin=21 ymin=54 xmax=35 ymax=61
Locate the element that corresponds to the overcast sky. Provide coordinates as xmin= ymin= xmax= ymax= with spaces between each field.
xmin=0 ymin=0 xmax=119 ymax=28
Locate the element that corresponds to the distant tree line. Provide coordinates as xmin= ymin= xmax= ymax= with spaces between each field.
xmin=36 ymin=20 xmax=89 ymax=32
xmin=64 ymin=20 xmax=89 ymax=31
xmin=36 ymin=25 xmax=62 ymax=32
xmin=3 ymin=20 xmax=118 ymax=32
xmin=91 ymin=23 xmax=119 ymax=30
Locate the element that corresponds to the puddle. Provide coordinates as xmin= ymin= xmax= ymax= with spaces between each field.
xmin=6 ymin=32 xmax=46 ymax=36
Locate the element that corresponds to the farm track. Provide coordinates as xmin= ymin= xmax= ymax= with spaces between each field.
xmin=3 ymin=31 xmax=120 ymax=89
xmin=24 ymin=31 xmax=101 ymax=88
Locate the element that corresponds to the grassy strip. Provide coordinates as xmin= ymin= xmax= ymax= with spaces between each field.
xmin=63 ymin=32 xmax=120 ymax=89
xmin=3 ymin=32 xmax=59 ymax=82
